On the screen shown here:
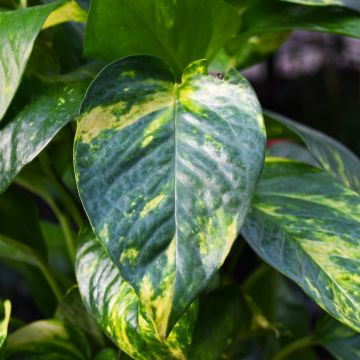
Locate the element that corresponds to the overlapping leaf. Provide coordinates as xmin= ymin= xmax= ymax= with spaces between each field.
xmin=242 ymin=158 xmax=360 ymax=333
xmin=316 ymin=316 xmax=360 ymax=359
xmin=0 ymin=300 xmax=11 ymax=358
xmin=189 ymin=287 xmax=250 ymax=360
xmin=5 ymin=320 xmax=91 ymax=359
xmin=0 ymin=75 xmax=91 ymax=193
xmin=74 ymin=55 xmax=266 ymax=338
xmin=76 ymin=227 xmax=198 ymax=360
xmin=265 ymin=111 xmax=360 ymax=193
xmin=279 ymin=0 xmax=360 ymax=12
xmin=84 ymin=0 xmax=240 ymax=78
xmin=0 ymin=1 xmax=61 ymax=121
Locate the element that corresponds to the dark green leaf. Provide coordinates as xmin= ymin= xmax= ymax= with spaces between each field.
xmin=0 ymin=188 xmax=46 ymax=257
xmin=0 ymin=76 xmax=90 ymax=193
xmin=244 ymin=266 xmax=316 ymax=359
xmin=0 ymin=1 xmax=61 ymax=121
xmin=0 ymin=300 xmax=11 ymax=358
xmin=76 ymin=227 xmax=198 ymax=360
xmin=279 ymin=0 xmax=360 ymax=12
xmin=94 ymin=348 xmax=118 ymax=360
xmin=189 ymin=287 xmax=251 ymax=360
xmin=74 ymin=55 xmax=266 ymax=337
xmin=316 ymin=316 xmax=360 ymax=359
xmin=265 ymin=111 xmax=360 ymax=193
xmin=5 ymin=320 xmax=91 ymax=360
xmin=242 ymin=158 xmax=360 ymax=333
xmin=84 ymin=0 xmax=240 ymax=78
xmin=55 ymin=286 xmax=104 ymax=347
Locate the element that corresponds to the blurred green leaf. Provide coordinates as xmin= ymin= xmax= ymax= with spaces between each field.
xmin=189 ymin=287 xmax=251 ymax=360
xmin=316 ymin=316 xmax=360 ymax=359
xmin=84 ymin=0 xmax=240 ymax=78
xmin=279 ymin=0 xmax=360 ymax=12
xmin=55 ymin=286 xmax=104 ymax=347
xmin=5 ymin=320 xmax=91 ymax=359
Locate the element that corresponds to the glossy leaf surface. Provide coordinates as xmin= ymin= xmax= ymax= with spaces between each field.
xmin=0 ymin=1 xmax=60 ymax=121
xmin=76 ymin=227 xmax=198 ymax=360
xmin=242 ymin=159 xmax=360 ymax=333
xmin=265 ymin=111 xmax=360 ymax=193
xmin=0 ymin=76 xmax=90 ymax=193
xmin=279 ymin=0 xmax=360 ymax=12
xmin=316 ymin=316 xmax=360 ymax=359
xmin=74 ymin=55 xmax=266 ymax=337
xmin=0 ymin=300 xmax=11 ymax=357
xmin=84 ymin=0 xmax=239 ymax=77
xmin=5 ymin=320 xmax=91 ymax=360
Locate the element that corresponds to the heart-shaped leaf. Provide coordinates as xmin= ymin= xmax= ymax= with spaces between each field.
xmin=74 ymin=55 xmax=266 ymax=338
xmin=76 ymin=227 xmax=198 ymax=360
xmin=0 ymin=1 xmax=61 ymax=121
xmin=84 ymin=0 xmax=240 ymax=78
xmin=242 ymin=158 xmax=360 ymax=332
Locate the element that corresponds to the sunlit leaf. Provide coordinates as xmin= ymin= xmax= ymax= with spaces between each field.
xmin=0 ymin=300 xmax=11 ymax=358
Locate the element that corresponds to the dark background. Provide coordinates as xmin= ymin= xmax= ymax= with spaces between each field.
xmin=244 ymin=31 xmax=360 ymax=157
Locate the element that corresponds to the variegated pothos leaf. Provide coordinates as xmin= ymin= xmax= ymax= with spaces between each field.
xmin=242 ymin=158 xmax=360 ymax=333
xmin=76 ymin=227 xmax=198 ymax=360
xmin=265 ymin=111 xmax=360 ymax=193
xmin=74 ymin=55 xmax=266 ymax=338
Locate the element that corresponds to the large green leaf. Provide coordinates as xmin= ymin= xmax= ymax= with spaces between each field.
xmin=76 ymin=227 xmax=198 ymax=360
xmin=279 ymin=0 xmax=360 ymax=12
xmin=0 ymin=1 xmax=61 ymax=121
xmin=0 ymin=75 xmax=91 ymax=193
xmin=0 ymin=300 xmax=11 ymax=358
xmin=265 ymin=111 xmax=360 ymax=193
xmin=74 ymin=55 xmax=266 ymax=338
xmin=5 ymin=320 xmax=91 ymax=359
xmin=84 ymin=0 xmax=240 ymax=78
xmin=242 ymin=158 xmax=360 ymax=333
xmin=316 ymin=316 xmax=360 ymax=359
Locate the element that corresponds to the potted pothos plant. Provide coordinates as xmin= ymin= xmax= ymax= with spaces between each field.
xmin=0 ymin=0 xmax=360 ymax=359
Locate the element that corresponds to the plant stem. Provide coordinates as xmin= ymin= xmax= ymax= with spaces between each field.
xmin=272 ymin=336 xmax=316 ymax=360
xmin=36 ymin=257 xmax=63 ymax=301
xmin=39 ymin=152 xmax=83 ymax=229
